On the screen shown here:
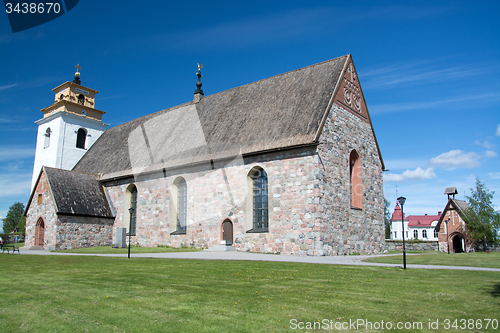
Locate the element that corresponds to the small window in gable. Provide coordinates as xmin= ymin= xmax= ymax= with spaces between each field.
xmin=76 ymin=128 xmax=87 ymax=149
xmin=349 ymin=150 xmax=362 ymax=209
xmin=37 ymin=194 xmax=42 ymax=204
xmin=43 ymin=128 xmax=51 ymax=148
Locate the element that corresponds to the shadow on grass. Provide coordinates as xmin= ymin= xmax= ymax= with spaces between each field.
xmin=490 ymin=283 xmax=500 ymax=298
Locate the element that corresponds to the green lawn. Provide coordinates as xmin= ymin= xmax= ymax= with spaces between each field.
xmin=53 ymin=245 xmax=202 ymax=254
xmin=1 ymin=256 xmax=499 ymax=332
xmin=364 ymin=251 xmax=500 ymax=269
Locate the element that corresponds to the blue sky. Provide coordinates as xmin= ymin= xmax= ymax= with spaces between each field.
xmin=1 ymin=1 xmax=499 ymax=228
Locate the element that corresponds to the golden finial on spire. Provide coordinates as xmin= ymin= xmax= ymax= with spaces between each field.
xmin=75 ymin=63 xmax=81 ymax=77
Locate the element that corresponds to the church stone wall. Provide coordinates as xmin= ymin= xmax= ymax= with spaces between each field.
xmin=316 ymin=103 xmax=385 ymax=255
xmin=103 ymin=146 xmax=325 ymax=255
xmin=25 ymin=171 xmax=58 ymax=250
xmin=55 ymin=215 xmax=114 ymax=250
xmin=25 ymin=170 xmax=114 ymax=251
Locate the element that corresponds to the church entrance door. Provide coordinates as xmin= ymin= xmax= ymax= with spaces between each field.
xmin=35 ymin=218 xmax=45 ymax=246
xmin=452 ymin=235 xmax=463 ymax=253
xmin=222 ymin=220 xmax=233 ymax=246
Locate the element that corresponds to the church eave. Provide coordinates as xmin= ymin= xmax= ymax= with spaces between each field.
xmin=52 ymin=81 xmax=99 ymax=94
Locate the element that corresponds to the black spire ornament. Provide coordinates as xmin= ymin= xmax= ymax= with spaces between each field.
xmin=194 ymin=63 xmax=204 ymax=96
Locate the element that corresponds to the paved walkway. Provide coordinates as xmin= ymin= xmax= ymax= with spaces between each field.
xmin=17 ymin=249 xmax=500 ymax=272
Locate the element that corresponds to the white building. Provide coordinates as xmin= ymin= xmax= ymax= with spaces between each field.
xmin=31 ymin=67 xmax=108 ymax=189
xmin=389 ymin=202 xmax=441 ymax=241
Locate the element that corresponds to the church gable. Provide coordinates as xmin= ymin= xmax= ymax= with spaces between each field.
xmin=332 ymin=56 xmax=370 ymax=123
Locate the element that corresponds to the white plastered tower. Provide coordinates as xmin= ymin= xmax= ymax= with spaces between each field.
xmin=31 ymin=65 xmax=108 ymax=189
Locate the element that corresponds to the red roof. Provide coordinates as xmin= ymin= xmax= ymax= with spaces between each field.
xmin=407 ymin=213 xmax=441 ymax=227
xmin=390 ymin=202 xmax=442 ymax=226
xmin=390 ymin=202 xmax=408 ymax=221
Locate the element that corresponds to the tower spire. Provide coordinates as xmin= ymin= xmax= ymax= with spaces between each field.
xmin=194 ymin=63 xmax=204 ymax=100
xmin=73 ymin=64 xmax=81 ymax=84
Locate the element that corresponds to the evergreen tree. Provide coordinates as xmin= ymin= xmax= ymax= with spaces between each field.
xmin=464 ymin=178 xmax=500 ymax=247
xmin=2 ymin=202 xmax=25 ymax=234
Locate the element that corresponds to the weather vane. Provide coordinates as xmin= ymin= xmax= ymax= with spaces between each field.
xmin=194 ymin=63 xmax=204 ymax=95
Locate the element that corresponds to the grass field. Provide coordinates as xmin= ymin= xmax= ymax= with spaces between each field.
xmin=1 ymin=255 xmax=499 ymax=332
xmin=364 ymin=251 xmax=500 ymax=269
xmin=53 ymin=245 xmax=203 ymax=254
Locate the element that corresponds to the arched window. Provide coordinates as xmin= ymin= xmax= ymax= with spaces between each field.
xmin=434 ymin=229 xmax=438 ymax=238
xmin=77 ymin=94 xmax=85 ymax=105
xmin=248 ymin=167 xmax=268 ymax=231
xmin=171 ymin=177 xmax=187 ymax=234
xmin=349 ymin=150 xmax=362 ymax=209
xmin=413 ymin=230 xmax=418 ymax=239
xmin=76 ymin=128 xmax=87 ymax=149
xmin=43 ymin=127 xmax=51 ymax=148
xmin=126 ymin=184 xmax=137 ymax=236
xmin=422 ymin=230 xmax=427 ymax=238
xmin=35 ymin=217 xmax=45 ymax=246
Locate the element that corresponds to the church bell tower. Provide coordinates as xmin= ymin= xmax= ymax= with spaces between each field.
xmin=31 ymin=65 xmax=109 ymax=189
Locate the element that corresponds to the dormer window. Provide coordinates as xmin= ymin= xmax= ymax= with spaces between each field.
xmin=77 ymin=94 xmax=85 ymax=105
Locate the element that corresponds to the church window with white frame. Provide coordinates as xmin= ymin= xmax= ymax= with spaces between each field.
xmin=249 ymin=167 xmax=268 ymax=231
xmin=171 ymin=177 xmax=187 ymax=234
xmin=43 ymin=127 xmax=51 ymax=148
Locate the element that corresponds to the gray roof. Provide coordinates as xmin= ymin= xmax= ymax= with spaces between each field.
xmin=444 ymin=187 xmax=458 ymax=195
xmin=435 ymin=199 xmax=471 ymax=231
xmin=43 ymin=167 xmax=113 ymax=218
xmin=73 ymin=55 xmax=361 ymax=179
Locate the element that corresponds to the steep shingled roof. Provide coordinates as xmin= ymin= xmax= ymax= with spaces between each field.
xmin=73 ymin=55 xmax=380 ymax=179
xmin=435 ymin=199 xmax=471 ymax=232
xmin=29 ymin=167 xmax=114 ymax=218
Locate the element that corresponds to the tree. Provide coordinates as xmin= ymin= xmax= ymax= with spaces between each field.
xmin=2 ymin=202 xmax=25 ymax=234
xmin=464 ymin=178 xmax=500 ymax=248
xmin=384 ymin=198 xmax=391 ymax=239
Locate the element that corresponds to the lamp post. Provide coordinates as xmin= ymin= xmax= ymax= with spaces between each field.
xmin=397 ymin=196 xmax=407 ymax=270
xmin=445 ymin=219 xmax=450 ymax=254
xmin=128 ymin=207 xmax=135 ymax=259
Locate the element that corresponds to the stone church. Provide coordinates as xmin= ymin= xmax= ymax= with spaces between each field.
xmin=24 ymin=54 xmax=386 ymax=255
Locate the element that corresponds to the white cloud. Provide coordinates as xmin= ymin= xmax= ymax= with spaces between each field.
xmin=384 ymin=167 xmax=437 ymax=182
xmin=430 ymin=150 xmax=481 ymax=169
xmin=496 ymin=124 xmax=500 ymax=136
xmin=0 ymin=83 xmax=19 ymax=91
xmin=485 ymin=150 xmax=497 ymax=158
xmin=370 ymin=93 xmax=500 ymax=114
xmin=489 ymin=172 xmax=500 ymax=180
xmin=0 ymin=146 xmax=35 ymax=161
xmin=0 ymin=173 xmax=32 ymax=198
xmin=474 ymin=140 xmax=495 ymax=149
